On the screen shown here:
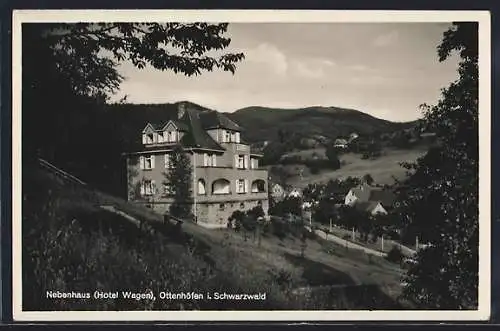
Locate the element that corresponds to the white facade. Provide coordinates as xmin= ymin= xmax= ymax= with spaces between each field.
xmin=344 ymin=189 xmax=358 ymax=206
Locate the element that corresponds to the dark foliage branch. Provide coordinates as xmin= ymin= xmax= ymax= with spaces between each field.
xmin=25 ymin=22 xmax=245 ymax=100
xmin=394 ymin=22 xmax=479 ymax=309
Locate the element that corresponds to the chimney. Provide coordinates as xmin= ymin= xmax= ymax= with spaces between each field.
xmin=178 ymin=102 xmax=186 ymax=119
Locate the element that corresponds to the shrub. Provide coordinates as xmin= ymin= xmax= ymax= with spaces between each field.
xmin=309 ymin=165 xmax=320 ymax=174
xmin=386 ymin=246 xmax=404 ymax=264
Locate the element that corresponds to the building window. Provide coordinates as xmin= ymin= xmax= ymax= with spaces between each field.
xmin=251 ymin=180 xmax=266 ymax=193
xmin=231 ymin=132 xmax=236 ymax=142
xmin=140 ymin=155 xmax=155 ymax=170
xmin=143 ymin=133 xmax=155 ymax=144
xmin=141 ymin=180 xmax=156 ymax=196
xmin=163 ymin=130 xmax=177 ymax=143
xmin=198 ymin=179 xmax=206 ymax=195
xmin=236 ymin=179 xmax=248 ymax=194
xmin=212 ymin=179 xmax=231 ymax=195
xmin=219 ymin=203 xmax=225 ymax=211
xmin=235 ymin=132 xmax=241 ymax=143
xmin=203 ymin=153 xmax=217 ymax=167
xmin=240 ymin=202 xmax=245 ymax=209
xmin=235 ymin=155 xmax=246 ymax=169
xmin=224 ymin=130 xmax=231 ymax=143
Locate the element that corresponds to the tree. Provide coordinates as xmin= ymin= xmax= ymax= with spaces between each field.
xmin=325 ymin=145 xmax=341 ymax=169
xmin=362 ymin=174 xmax=374 ymax=186
xmin=396 ymin=22 xmax=479 ymax=309
xmin=262 ymin=142 xmax=287 ymax=166
xmin=23 ymin=23 xmax=244 ymax=193
xmin=165 ymin=146 xmax=193 ymax=218
xmin=269 ymin=196 xmax=302 ymax=218
xmin=228 ymin=210 xmax=245 ymax=232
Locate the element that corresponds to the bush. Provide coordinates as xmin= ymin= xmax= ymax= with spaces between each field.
xmin=270 ymin=218 xmax=288 ymax=240
xmin=325 ymin=145 xmax=341 ymax=169
xmin=309 ymin=165 xmax=320 ymax=174
xmin=386 ymin=246 xmax=404 ymax=264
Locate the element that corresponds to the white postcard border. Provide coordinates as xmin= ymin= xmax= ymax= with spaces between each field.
xmin=11 ymin=9 xmax=492 ymax=322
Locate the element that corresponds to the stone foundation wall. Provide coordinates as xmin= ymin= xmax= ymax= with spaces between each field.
xmin=133 ymin=198 xmax=269 ymax=227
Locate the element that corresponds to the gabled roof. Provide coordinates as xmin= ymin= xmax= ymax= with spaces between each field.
xmin=369 ymin=189 xmax=397 ymax=207
xmin=349 ymin=184 xmax=372 ymax=202
xmin=142 ymin=123 xmax=155 ymax=133
xmin=153 ymin=120 xmax=190 ymax=132
xmin=178 ymin=108 xmax=225 ymax=151
xmin=354 ymin=201 xmax=382 ymax=213
xmin=199 ymin=110 xmax=243 ymax=132
xmin=335 ymin=138 xmax=349 ymax=144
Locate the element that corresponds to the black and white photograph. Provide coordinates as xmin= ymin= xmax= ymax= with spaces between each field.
xmin=12 ymin=10 xmax=490 ymax=321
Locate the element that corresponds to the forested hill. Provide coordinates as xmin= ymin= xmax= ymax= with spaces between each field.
xmin=226 ymin=106 xmax=419 ymax=144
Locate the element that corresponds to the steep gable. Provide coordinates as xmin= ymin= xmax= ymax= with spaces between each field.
xmin=199 ymin=110 xmax=243 ymax=132
xmin=142 ymin=123 xmax=156 ymax=133
xmin=178 ymin=108 xmax=225 ymax=151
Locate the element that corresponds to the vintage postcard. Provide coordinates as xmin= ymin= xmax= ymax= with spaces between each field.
xmin=12 ymin=9 xmax=491 ymax=321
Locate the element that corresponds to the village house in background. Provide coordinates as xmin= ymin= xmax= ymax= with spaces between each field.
xmin=287 ymin=187 xmax=303 ymax=198
xmin=334 ymin=138 xmax=349 ymax=149
xmin=125 ymin=102 xmax=269 ymax=227
xmin=344 ymin=182 xmax=397 ymax=215
xmin=270 ymin=182 xmax=286 ymax=201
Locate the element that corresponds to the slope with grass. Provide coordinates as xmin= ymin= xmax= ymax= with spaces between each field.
xmin=272 ymin=147 xmax=427 ymax=189
xmin=22 ymin=159 xmax=409 ymax=311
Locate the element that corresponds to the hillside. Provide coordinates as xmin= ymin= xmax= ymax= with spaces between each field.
xmin=227 ymin=106 xmax=419 ymax=144
xmin=269 ymin=147 xmax=427 ymax=189
xmin=22 ymin=159 xmax=408 ymax=311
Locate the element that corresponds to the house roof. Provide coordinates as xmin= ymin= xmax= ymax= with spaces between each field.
xmin=354 ymin=201 xmax=381 ymax=213
xmin=152 ymin=120 xmax=190 ymax=132
xmin=369 ymin=189 xmax=397 ymax=207
xmin=199 ymin=110 xmax=243 ymax=132
xmin=179 ymin=108 xmax=225 ymax=151
xmin=349 ymin=184 xmax=396 ymax=207
xmin=335 ymin=138 xmax=348 ymax=144
xmin=130 ymin=105 xmax=227 ymax=153
xmin=350 ymin=184 xmax=372 ymax=202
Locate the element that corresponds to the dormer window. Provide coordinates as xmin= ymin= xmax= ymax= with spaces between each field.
xmin=163 ymin=131 xmax=178 ymax=143
xmin=221 ymin=129 xmax=240 ymax=143
xmin=143 ymin=133 xmax=156 ymax=145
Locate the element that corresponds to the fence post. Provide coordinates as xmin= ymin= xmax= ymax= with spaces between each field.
xmin=381 ymin=235 xmax=384 ymax=252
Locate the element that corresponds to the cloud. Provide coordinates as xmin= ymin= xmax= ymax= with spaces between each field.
xmin=242 ymin=43 xmax=337 ymax=79
xmin=290 ymin=57 xmax=335 ymax=79
xmin=243 ymin=43 xmax=288 ymax=75
xmin=372 ymin=30 xmax=399 ymax=47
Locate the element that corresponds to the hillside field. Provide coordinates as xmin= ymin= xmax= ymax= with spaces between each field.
xmin=273 ymin=147 xmax=427 ymax=189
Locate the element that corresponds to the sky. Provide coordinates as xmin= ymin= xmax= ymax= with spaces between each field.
xmin=110 ymin=22 xmax=460 ymax=123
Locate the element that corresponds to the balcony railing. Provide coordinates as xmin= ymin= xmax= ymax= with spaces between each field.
xmin=236 ymin=144 xmax=249 ymax=151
